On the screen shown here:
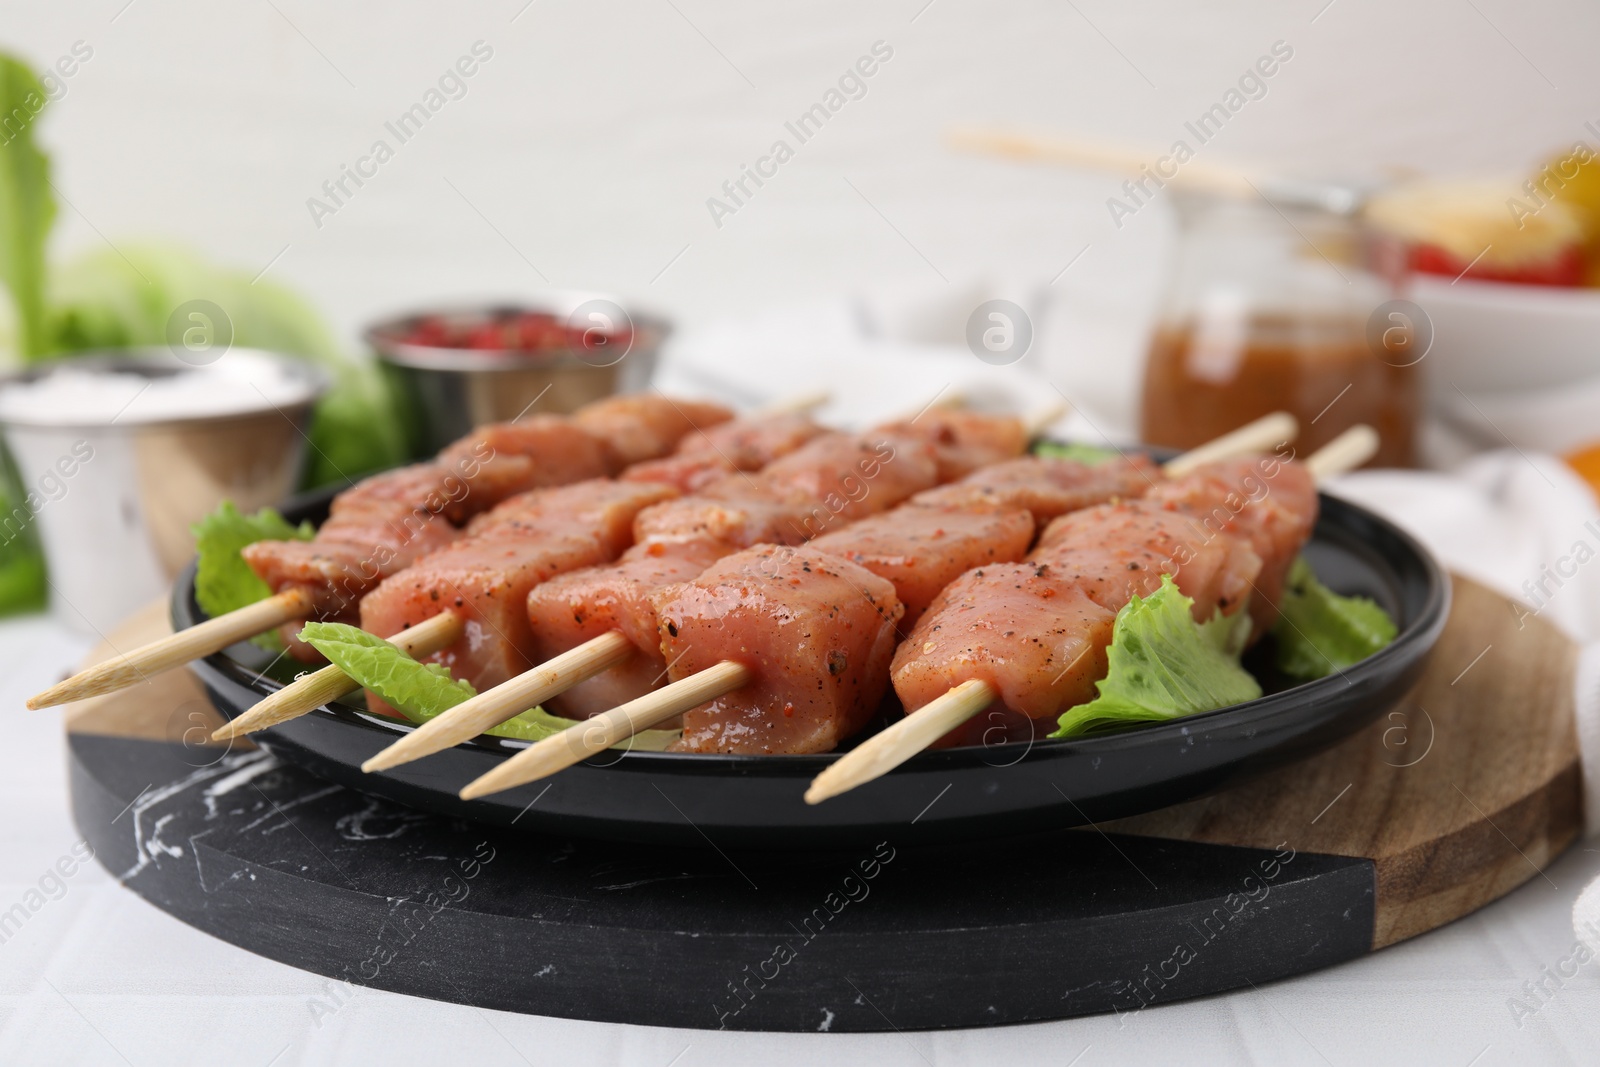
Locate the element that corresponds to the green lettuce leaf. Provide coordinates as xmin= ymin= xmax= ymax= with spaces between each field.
xmin=297 ymin=621 xmax=678 ymax=749
xmin=1272 ymin=556 xmax=1398 ymax=680
xmin=0 ymin=53 xmax=55 ymax=361
xmin=191 ymin=501 xmax=313 ymax=622
xmin=1031 ymin=440 xmax=1120 ymax=465
xmin=300 ymin=621 xmax=475 ymax=716
xmin=1052 ymin=574 xmax=1261 ymax=737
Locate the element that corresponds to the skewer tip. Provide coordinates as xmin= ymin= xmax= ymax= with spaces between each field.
xmin=458 ymin=775 xmax=505 ymax=802
xmin=802 ymin=782 xmax=837 ymax=805
xmin=361 ymin=751 xmax=401 ymax=774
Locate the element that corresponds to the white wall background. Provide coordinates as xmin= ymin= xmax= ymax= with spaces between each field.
xmin=4 ymin=0 xmax=1595 ymax=415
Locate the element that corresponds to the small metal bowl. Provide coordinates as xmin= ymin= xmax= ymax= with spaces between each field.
xmin=0 ymin=348 xmax=325 ymax=634
xmin=367 ymin=293 xmax=667 ymax=458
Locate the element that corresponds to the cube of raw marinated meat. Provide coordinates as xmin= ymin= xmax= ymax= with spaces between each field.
xmin=877 ymin=410 xmax=1029 ymax=481
xmin=438 ymin=414 xmax=612 ymax=515
xmin=361 ymin=532 xmax=617 ymax=693
xmin=360 ymin=481 xmax=676 ymax=693
xmin=913 ymin=455 xmax=1157 ymax=523
xmin=621 ymin=413 xmax=827 ymax=494
xmin=757 ymin=431 xmax=939 ymax=529
xmin=621 ymin=453 xmax=738 ymax=495
xmin=653 ymin=544 xmax=904 ymax=754
xmin=243 ymin=464 xmax=459 ymax=619
xmin=526 ymin=539 xmax=728 ymax=720
xmin=1032 ymin=499 xmax=1262 ymax=624
xmin=632 ymin=489 xmax=816 ymax=552
xmin=810 ymin=504 xmax=1035 ymax=627
xmin=890 ymin=561 xmax=1117 ymax=741
xmin=1139 ymin=456 xmax=1317 ymax=635
xmin=465 ymin=480 xmax=677 ymax=556
xmin=572 ymin=395 xmax=733 ymax=470
xmin=676 ymin=412 xmax=830 ymax=468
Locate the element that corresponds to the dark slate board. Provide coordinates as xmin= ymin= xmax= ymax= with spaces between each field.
xmin=71 ymin=732 xmax=1372 ymax=1032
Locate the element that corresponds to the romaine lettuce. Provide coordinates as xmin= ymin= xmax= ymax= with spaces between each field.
xmin=1272 ymin=556 xmax=1398 ymax=680
xmin=1031 ymin=440 xmax=1120 ymax=465
xmin=1052 ymin=575 xmax=1260 ymax=737
xmin=191 ymin=501 xmax=312 ymax=621
xmin=0 ymin=54 xmax=55 ymax=360
xmin=298 ymin=621 xmax=679 ymax=750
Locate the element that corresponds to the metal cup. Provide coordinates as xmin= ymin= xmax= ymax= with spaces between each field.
xmin=0 ymin=349 xmax=325 ymax=635
xmin=367 ymin=292 xmax=666 ymax=458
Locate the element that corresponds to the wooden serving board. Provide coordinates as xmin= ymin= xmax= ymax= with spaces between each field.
xmin=64 ymin=575 xmax=1581 ymax=1032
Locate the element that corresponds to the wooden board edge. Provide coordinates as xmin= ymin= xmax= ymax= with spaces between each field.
xmin=1371 ymin=760 xmax=1583 ymax=948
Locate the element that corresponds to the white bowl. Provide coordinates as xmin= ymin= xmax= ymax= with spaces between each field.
xmin=1413 ymin=275 xmax=1600 ymax=394
xmin=1438 ymin=374 xmax=1600 ymax=456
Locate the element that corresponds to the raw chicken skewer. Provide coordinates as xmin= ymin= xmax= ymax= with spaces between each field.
xmin=210 ymin=402 xmax=844 ymax=741
xmin=456 ymin=413 xmax=1301 ymax=799
xmin=362 ymin=408 xmax=1042 ymax=771
xmin=803 ymin=424 xmax=1377 ymax=803
xmin=27 ymin=392 xmax=742 ymax=710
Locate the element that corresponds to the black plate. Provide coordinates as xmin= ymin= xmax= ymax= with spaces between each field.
xmin=181 ymin=477 xmax=1449 ymax=849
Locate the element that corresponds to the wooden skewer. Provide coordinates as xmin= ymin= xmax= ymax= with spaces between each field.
xmin=27 ymin=588 xmax=314 ymax=709
xmin=457 ymin=660 xmax=751 ymax=799
xmin=945 ymin=127 xmax=1373 ymax=216
xmin=1023 ymin=400 xmax=1071 ymax=438
xmin=1305 ymin=423 xmax=1378 ymax=479
xmin=762 ymin=389 xmax=832 ymax=416
xmin=1162 ymin=411 xmax=1298 ymax=478
xmin=803 ymin=423 xmax=1380 ymax=804
xmin=361 ymin=630 xmax=634 ymax=771
xmin=947 ymin=126 xmax=1263 ymax=199
xmin=209 ymin=610 xmax=466 ymax=742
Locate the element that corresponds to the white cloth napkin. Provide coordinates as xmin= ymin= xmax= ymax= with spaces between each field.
xmin=1329 ymin=452 xmax=1600 ymax=834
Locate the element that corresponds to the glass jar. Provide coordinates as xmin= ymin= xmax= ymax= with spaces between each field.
xmin=1139 ymin=190 xmax=1420 ymax=468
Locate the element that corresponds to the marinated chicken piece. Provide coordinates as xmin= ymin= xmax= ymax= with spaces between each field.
xmin=632 ymin=489 xmax=816 ymax=551
xmin=676 ymin=412 xmax=831 ymax=469
xmin=878 ymin=410 xmax=1030 ymax=481
xmin=1139 ymin=456 xmax=1318 ymax=635
xmin=325 ymin=464 xmax=460 ymax=521
xmin=621 ymin=453 xmax=739 ymax=495
xmin=913 ymin=454 xmax=1157 ymax=523
xmin=243 ymin=395 xmax=718 ymax=624
xmin=438 ymin=414 xmax=612 ymax=514
xmin=526 ymin=539 xmax=727 ymax=720
xmin=360 ymin=481 xmax=676 ymax=694
xmin=622 ymin=413 xmax=831 ymax=494
xmin=243 ymin=464 xmax=461 ymax=621
xmin=1032 ymin=501 xmax=1263 ymax=624
xmin=654 ymin=544 xmax=904 ymax=755
xmin=891 ymin=561 xmax=1116 ymax=741
xmin=572 ymin=395 xmax=734 ymax=471
xmin=527 ymin=475 xmax=830 ymax=720
xmin=757 ymin=431 xmax=940 ymax=528
xmin=463 ymin=479 xmax=676 ymax=555
xmin=810 ymin=504 xmax=1035 ymax=627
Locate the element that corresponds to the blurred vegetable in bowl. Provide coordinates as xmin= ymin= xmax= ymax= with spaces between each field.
xmin=0 ymin=50 xmax=404 ymax=615
xmin=45 ymin=244 xmax=406 ymax=486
